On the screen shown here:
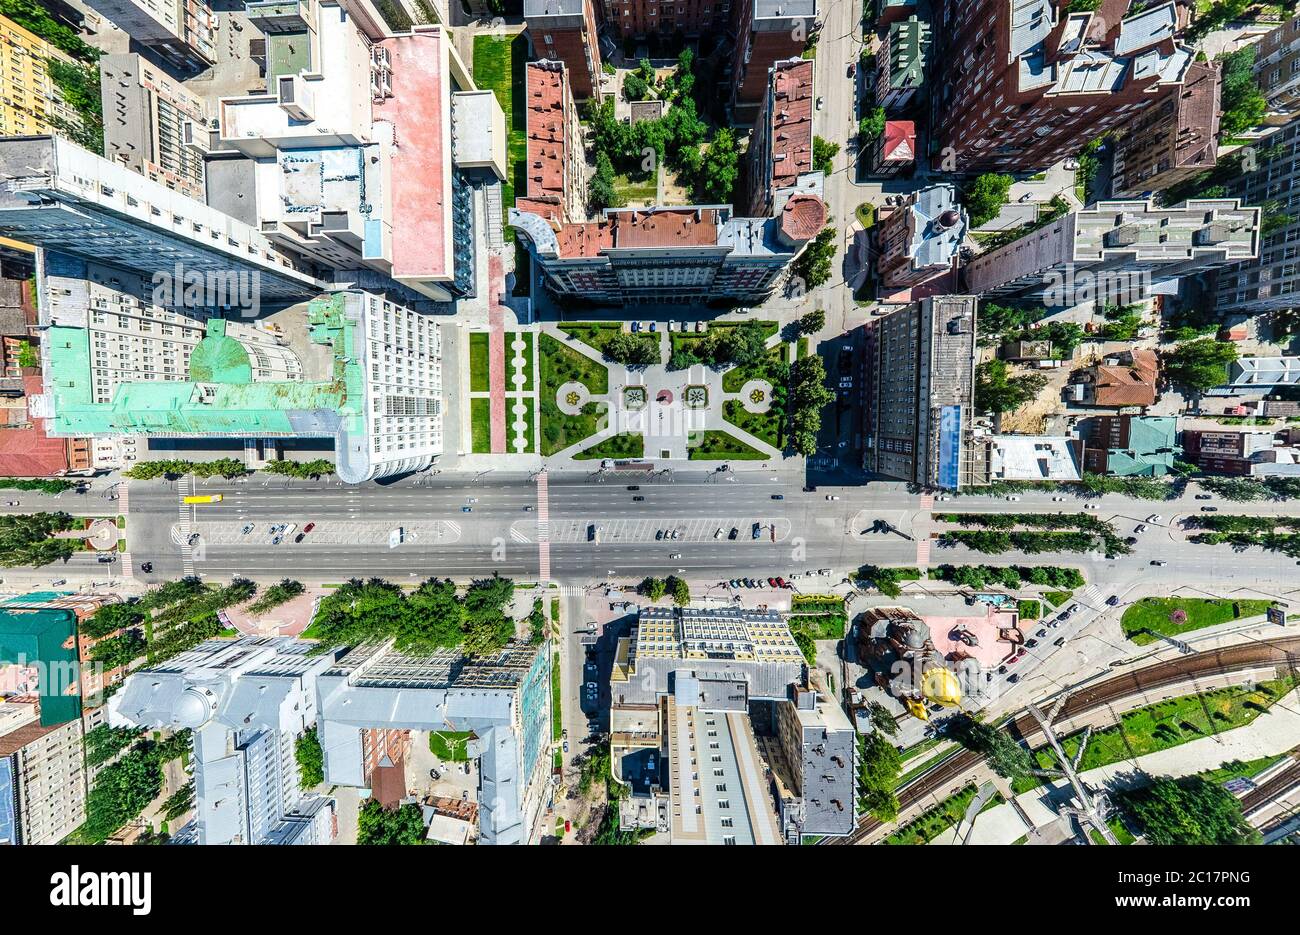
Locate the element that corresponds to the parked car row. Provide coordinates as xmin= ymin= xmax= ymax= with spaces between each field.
xmin=726 ymin=577 xmax=791 ymax=589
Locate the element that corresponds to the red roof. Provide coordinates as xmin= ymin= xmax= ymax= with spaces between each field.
xmin=0 ymin=380 xmax=69 ymax=476
xmin=525 ymin=61 xmax=567 ymax=201
xmin=768 ymin=59 xmax=814 ymax=191
xmin=780 ymin=194 xmax=825 ymax=242
xmin=881 ymin=121 xmax=917 ymax=163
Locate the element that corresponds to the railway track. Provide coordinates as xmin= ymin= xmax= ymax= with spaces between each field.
xmin=827 ymin=636 xmax=1300 ymax=845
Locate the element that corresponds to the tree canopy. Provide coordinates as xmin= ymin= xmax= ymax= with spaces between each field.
xmin=975 ymin=360 xmax=1047 ymax=413
xmin=963 ymin=173 xmax=1014 ymax=227
xmin=357 ymin=799 xmax=427 ymax=845
xmin=791 ymin=227 xmax=838 ymax=290
xmin=1164 ymin=338 xmax=1237 ymax=392
xmin=1118 ymin=774 xmax=1259 ymax=845
xmin=0 ymin=511 xmax=78 ymax=568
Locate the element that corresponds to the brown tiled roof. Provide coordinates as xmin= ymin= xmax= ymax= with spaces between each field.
xmin=768 ymin=58 xmax=814 ymax=191
xmin=525 ymin=61 xmax=567 ymax=201
xmin=556 ymin=220 xmax=614 ymax=257
xmin=610 ymin=208 xmax=720 ymax=248
xmin=780 ymin=194 xmax=825 ymax=242
xmin=1092 ymin=364 xmax=1157 ymax=407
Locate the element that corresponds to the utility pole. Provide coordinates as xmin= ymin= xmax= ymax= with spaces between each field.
xmin=1026 ymin=693 xmax=1119 ymax=845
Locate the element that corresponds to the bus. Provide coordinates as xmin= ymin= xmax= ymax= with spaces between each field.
xmin=182 ymin=494 xmax=224 ymax=504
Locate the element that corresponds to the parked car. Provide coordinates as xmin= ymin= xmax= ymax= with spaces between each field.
xmin=728 ymin=528 xmax=739 ymax=540
xmin=1145 ymin=514 xmax=1163 ymax=524
xmin=294 ymin=533 xmax=305 ymax=543
xmin=1194 ymin=494 xmax=1213 ymax=500
xmin=1067 ymin=604 xmax=1079 ymax=613
xmin=996 ymin=665 xmax=1008 ymax=675
xmin=1053 ymin=637 xmax=1067 ymax=647
xmin=767 ymin=577 xmax=778 ymax=587
xmin=1035 ymin=628 xmax=1047 ymax=638
xmin=714 ymin=528 xmax=724 ymax=539
xmin=656 ymin=530 xmax=664 ymax=540
xmin=242 ymin=523 xmax=255 ymax=534
xmin=303 ymin=522 xmax=315 ymax=533
xmin=1135 ymin=524 xmax=1147 ymax=534
xmin=1007 ymin=673 xmax=1021 ymax=684
xmin=771 ymin=494 xmax=784 ymax=500
xmin=1200 ymin=506 xmax=1219 ymax=512
xmin=1025 ymin=639 xmax=1039 ymax=648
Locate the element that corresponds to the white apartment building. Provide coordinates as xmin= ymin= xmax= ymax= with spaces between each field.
xmin=84 ymin=0 xmax=216 ymax=71
xmin=0 ymin=701 xmax=87 ymax=846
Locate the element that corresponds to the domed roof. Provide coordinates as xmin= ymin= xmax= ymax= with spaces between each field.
xmin=921 ymin=666 xmax=962 ymax=707
xmin=779 ymin=194 xmax=826 ymax=243
xmin=170 ymin=687 xmax=215 ymax=729
xmin=188 ymin=320 xmax=252 ymax=384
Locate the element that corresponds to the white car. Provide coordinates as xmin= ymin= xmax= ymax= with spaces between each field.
xmin=1145 ymin=514 xmax=1162 ymax=524
xmin=1135 ymin=524 xmax=1148 ymax=534
xmin=825 ymin=495 xmax=840 ymax=501
xmin=714 ymin=528 xmax=724 ymax=539
xmin=1006 ymin=495 xmax=1020 ymax=501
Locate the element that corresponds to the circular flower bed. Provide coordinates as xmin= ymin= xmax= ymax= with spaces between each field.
xmin=750 ymin=388 xmax=765 ymax=404
xmin=684 ymin=385 xmax=708 ymax=409
xmin=565 ymin=391 xmax=580 ymax=407
xmin=1169 ymin=609 xmax=1188 ymax=625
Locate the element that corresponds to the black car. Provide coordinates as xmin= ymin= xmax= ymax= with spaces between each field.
xmin=1106 ymin=595 xmax=1120 ymax=606
xmin=1194 ymin=494 xmax=1212 ymax=500
xmin=727 ymin=528 xmax=738 ymax=540
xmin=632 ymin=495 xmax=644 ymax=502
xmin=294 ymin=532 xmax=306 ymax=543
xmin=1025 ymin=639 xmax=1039 ymax=648
xmin=996 ymin=664 xmax=1008 ymax=674
xmin=1007 ymin=673 xmax=1021 ymax=684
xmin=627 ymin=485 xmax=640 ymax=491
xmin=1200 ymin=506 xmax=1219 ymax=512
xmin=140 ymin=561 xmax=153 ymax=573
xmin=771 ymin=494 xmax=784 ymax=500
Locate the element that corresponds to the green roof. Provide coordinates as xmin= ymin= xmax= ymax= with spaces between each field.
xmin=0 ymin=609 xmax=81 ymax=726
xmin=1106 ymin=416 xmax=1180 ymax=477
xmin=46 ymin=294 xmax=367 ymax=440
xmin=887 ymin=16 xmax=930 ymax=90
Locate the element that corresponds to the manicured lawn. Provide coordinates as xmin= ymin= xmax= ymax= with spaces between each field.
xmin=855 ymin=202 xmax=876 ymax=228
xmin=469 ymin=332 xmax=489 ymax=392
xmin=551 ymin=652 xmax=562 ymax=742
xmin=687 ymin=429 xmax=768 ymax=460
xmin=428 ymin=730 xmax=473 ymax=762
xmin=1011 ymin=677 xmax=1297 ymax=794
xmin=671 ymin=320 xmax=779 ymax=358
xmin=559 ymin=322 xmax=658 ymax=362
xmin=573 ymin=432 xmax=644 ymax=460
xmin=883 ymin=785 xmax=1003 ymax=845
xmin=512 ymin=331 xmax=534 ymax=392
xmin=473 ymin=33 xmax=528 ymax=242
xmin=613 ymin=171 xmax=658 ymax=205
xmin=539 ymin=333 xmax=608 ymax=456
xmin=1043 ymin=590 xmax=1074 ymax=608
xmin=470 ymin=397 xmax=491 ymax=453
xmin=723 ymin=399 xmax=781 ymax=449
xmin=722 ymin=342 xmax=789 ymax=392
xmin=1121 ymin=597 xmax=1274 ymax=645
xmin=1199 ymin=755 xmax=1284 ymax=787
xmin=1017 ymin=599 xmax=1041 ymax=620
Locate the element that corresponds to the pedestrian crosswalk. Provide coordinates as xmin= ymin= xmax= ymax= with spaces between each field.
xmin=536 ymin=471 xmax=551 ymax=584
xmin=120 ymin=484 xmax=133 ymax=580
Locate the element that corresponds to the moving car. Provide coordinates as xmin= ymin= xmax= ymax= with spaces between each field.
xmin=1200 ymin=506 xmax=1219 ymax=512
xmin=668 ymin=552 xmax=682 ymax=559
xmin=1150 ymin=559 xmax=1167 ymax=566
xmin=1106 ymin=595 xmax=1120 ymax=606
xmin=462 ymin=506 xmax=472 ymax=512
xmin=183 ymin=494 xmax=223 ymax=504
xmin=632 ymin=495 xmax=644 ymax=501
xmin=627 ymin=485 xmax=640 ymax=491
xmin=140 ymin=562 xmax=153 ymax=573
xmin=1194 ymin=494 xmax=1213 ymax=500
xmin=825 ymin=495 xmax=840 ymax=501
xmin=771 ymin=494 xmax=784 ymax=500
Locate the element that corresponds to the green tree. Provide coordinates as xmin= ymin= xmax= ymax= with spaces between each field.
xmin=859 ymin=106 xmax=886 ymax=142
xmin=1119 ymin=774 xmax=1259 ymax=845
xmin=602 ymin=332 xmax=661 ymax=365
xmin=357 ymin=799 xmax=427 ymax=845
xmin=975 ymin=360 xmax=1047 ymax=413
xmin=857 ymin=730 xmax=901 ymax=821
xmin=0 ymin=511 xmax=78 ymax=568
xmin=1218 ymin=45 xmax=1267 ymax=136
xmin=88 ymin=630 xmax=146 ymax=669
xmin=638 ymin=576 xmax=667 ymax=601
xmin=589 ymin=151 xmax=622 ymax=211
xmin=791 ymin=227 xmax=838 ymax=289
xmin=797 ymin=309 xmax=826 ymax=335
xmin=666 ymin=575 xmax=690 ymax=606
xmin=295 ymin=727 xmax=325 ymax=789
xmin=81 ymin=600 xmax=145 ymax=640
xmin=963 ymin=173 xmax=1014 ymax=227
xmin=945 ymin=713 xmax=1034 ymax=779
xmin=695 ymin=127 xmax=739 ymax=204
xmin=161 ymin=780 xmax=195 ymax=821
xmin=865 ymin=701 xmax=899 ymax=736
xmin=246 ymin=579 xmax=305 ymax=616
xmin=83 ymin=745 xmax=163 ymax=844
xmin=1164 ymin=338 xmax=1237 ymax=392
xmin=84 ymin=724 xmax=143 ymax=768
xmin=812 ymin=135 xmax=839 ymax=176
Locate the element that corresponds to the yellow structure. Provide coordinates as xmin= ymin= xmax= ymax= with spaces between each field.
xmin=0 ymin=15 xmax=85 ymax=138
xmin=182 ymin=494 xmax=223 ymax=504
xmin=921 ymin=666 xmax=962 ymax=707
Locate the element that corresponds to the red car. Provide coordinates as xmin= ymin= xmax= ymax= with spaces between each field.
xmin=776 ymin=577 xmax=790 ymax=589
xmin=1006 ymin=653 xmax=1021 ymax=665
xmin=767 ymin=577 xmax=778 ymax=587
xmin=303 ymin=522 xmax=316 ymax=533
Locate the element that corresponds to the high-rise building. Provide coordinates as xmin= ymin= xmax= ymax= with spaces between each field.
xmin=963 ymin=199 xmax=1260 ymax=301
xmin=861 ymin=296 xmax=979 ymax=489
xmin=931 ymin=0 xmax=1196 ymax=172
xmin=609 ymin=605 xmax=855 ymax=843
xmin=316 ymin=639 xmax=553 ymax=845
xmin=874 ymin=183 xmax=967 ymax=289
xmin=1183 ymin=428 xmax=1300 ymax=476
xmin=100 ymin=52 xmax=208 ymax=201
xmin=514 ymin=52 xmax=825 ymax=306
xmin=525 ymin=0 xmax=603 ymax=101
xmin=109 ymin=636 xmax=337 ymax=846
xmin=0 ymin=135 xmax=322 ymax=300
xmin=1214 ymin=117 xmax=1300 ymax=315
xmin=1253 ymin=12 xmax=1300 ymax=125
xmin=213 ymin=8 xmax=502 ymax=301
xmin=745 ymin=58 xmax=814 ymax=220
xmin=41 ymin=286 xmax=443 ymax=483
xmin=599 ymin=0 xmax=731 ymax=39
xmin=516 ymin=60 xmax=588 ymax=225
xmin=83 ymin=0 xmax=217 ymax=72
xmin=0 ymin=700 xmax=87 ymax=846
xmin=1109 ymin=59 xmax=1220 ymax=198
xmin=0 ymin=14 xmax=87 ymax=140
xmin=730 ymin=1 xmax=817 ymax=124
xmin=875 ymin=14 xmax=929 ymax=112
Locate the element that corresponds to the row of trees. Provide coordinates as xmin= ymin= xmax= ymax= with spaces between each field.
xmin=786 ymin=355 xmax=836 ymax=457
xmin=80 ymin=728 xmax=190 ymax=844
xmin=1200 ymin=475 xmax=1300 ymax=502
xmin=0 ymin=477 xmax=77 ymax=494
xmin=929 ymin=563 xmax=1086 ymax=590
xmin=637 ymin=575 xmax=690 ymax=605
xmin=246 ymin=578 xmax=305 ymax=616
xmin=310 ymin=575 xmax=519 ymax=656
xmin=940 ymin=528 xmax=1131 ymax=556
xmin=0 ymin=511 xmax=79 ymax=568
xmin=295 ymin=727 xmax=325 ymax=789
xmin=667 ymin=319 xmax=769 ymax=371
xmin=263 ymin=460 xmax=335 ymax=479
xmin=857 ymin=708 xmax=902 ymax=822
xmin=122 ymin=458 xmax=247 ymax=480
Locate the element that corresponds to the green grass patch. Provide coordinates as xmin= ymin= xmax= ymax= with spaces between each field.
xmin=687 ymin=429 xmax=768 ymax=460
xmin=883 ymin=785 xmax=1003 ymax=845
xmin=428 ymin=730 xmax=474 ymax=762
xmin=1199 ymin=755 xmax=1284 ymax=787
xmin=855 ymin=202 xmax=876 ymax=228
xmin=1043 ymin=590 xmax=1073 ymax=608
xmin=613 ymin=171 xmax=658 ymax=204
xmin=722 ymin=342 xmax=790 ymax=393
xmin=558 ymin=322 xmax=626 ymax=354
xmin=473 ymin=34 xmax=528 ymax=243
xmin=1011 ymin=677 xmax=1297 ymax=794
xmin=722 ymin=399 xmax=781 ymax=449
xmin=469 ymin=332 xmax=490 ymax=392
xmin=470 ymin=397 xmax=492 ymax=453
xmin=1121 ymin=597 xmax=1274 ymax=645
xmin=539 ymin=333 xmax=608 ymax=456
xmin=1017 ymin=599 xmax=1041 ymax=621
xmin=551 ymin=652 xmax=562 ymax=742
xmin=573 ymin=433 xmax=644 ymax=461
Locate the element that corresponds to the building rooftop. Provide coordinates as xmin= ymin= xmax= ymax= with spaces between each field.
xmin=0 ymin=608 xmax=80 ymax=726
xmin=880 ymin=121 xmax=917 ymax=162
xmin=987 ymin=435 xmax=1081 ymax=481
xmin=524 ymin=61 xmax=567 ymax=203
xmin=768 ymin=58 xmax=814 ymax=192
